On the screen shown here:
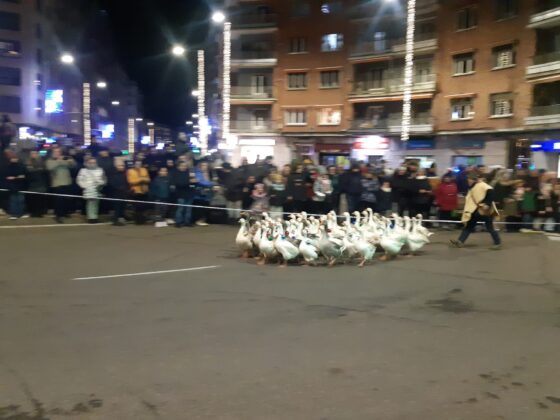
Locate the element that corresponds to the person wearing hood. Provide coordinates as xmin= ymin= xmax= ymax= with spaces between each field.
xmin=435 ymin=174 xmax=458 ymax=228
xmin=451 ymin=173 xmax=501 ymax=250
xmin=77 ymin=157 xmax=106 ymax=223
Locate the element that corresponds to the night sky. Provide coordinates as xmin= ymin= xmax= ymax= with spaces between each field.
xmin=97 ymin=0 xmax=216 ymax=128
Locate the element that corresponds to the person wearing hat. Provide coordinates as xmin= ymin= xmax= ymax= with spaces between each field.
xmin=450 ymin=172 xmax=501 ymax=250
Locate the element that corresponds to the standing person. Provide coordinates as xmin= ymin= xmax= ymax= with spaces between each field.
xmin=222 ymin=163 xmax=244 ymax=223
xmin=46 ymin=147 xmax=76 ymax=223
xmin=342 ymin=164 xmax=363 ymax=214
xmin=242 ymin=175 xmax=257 ymax=210
xmin=0 ymin=115 xmax=16 ymax=152
xmin=391 ymin=167 xmax=409 ymax=215
xmin=127 ymin=159 xmax=150 ymax=224
xmin=268 ymin=173 xmax=286 ymax=216
xmin=25 ymin=150 xmax=48 ymax=217
xmin=327 ymin=165 xmax=340 ymax=214
xmin=519 ymin=184 xmax=538 ymax=232
xmin=76 ymin=157 xmax=106 ymax=223
xmin=250 ymin=183 xmax=269 ymax=214
xmin=376 ymin=181 xmax=393 ymax=216
xmin=409 ymin=169 xmax=432 ymax=220
xmin=435 ymin=174 xmax=458 ymax=229
xmin=286 ymin=164 xmax=308 ymax=213
xmin=171 ymin=160 xmax=196 ymax=228
xmin=312 ymin=170 xmax=333 ymax=214
xmin=107 ymin=160 xmax=129 ymax=226
xmin=86 ymin=135 xmax=103 ymax=157
xmin=450 ymin=173 xmax=501 ymax=250
xmin=193 ymin=161 xmax=215 ymax=226
xmin=149 ymin=167 xmax=171 ymax=225
xmin=4 ymin=151 xmax=27 ymax=220
xmin=359 ymin=170 xmax=379 ymax=212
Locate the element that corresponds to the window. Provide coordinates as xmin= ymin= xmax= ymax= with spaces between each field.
xmin=0 ymin=39 xmax=20 ymax=57
xmin=0 ymin=66 xmax=20 ymax=86
xmin=451 ymin=98 xmax=474 ymax=120
xmin=287 ymin=72 xmax=307 ymax=89
xmin=321 ymin=33 xmax=343 ymax=52
xmin=453 ymin=53 xmax=475 ymax=75
xmin=35 ymin=23 xmax=42 ymax=39
xmin=492 ymin=44 xmax=515 ymax=68
xmin=490 ymin=93 xmax=513 ymax=116
xmin=0 ymin=11 xmax=20 ymax=31
xmin=496 ymin=0 xmax=517 ymax=20
xmin=291 ymin=0 xmax=310 ymax=17
xmin=373 ymin=32 xmax=387 ymax=52
xmin=320 ymin=70 xmax=340 ymax=88
xmin=318 ymin=107 xmax=341 ymax=125
xmin=36 ymin=48 xmax=42 ymax=64
xmin=457 ymin=7 xmax=477 ymax=30
xmin=289 ymin=37 xmax=307 ymax=53
xmin=285 ymin=109 xmax=307 ymax=125
xmin=0 ymin=95 xmax=20 ymax=113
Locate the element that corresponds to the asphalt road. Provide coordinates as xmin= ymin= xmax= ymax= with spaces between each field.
xmin=1 ymin=223 xmax=560 ymax=420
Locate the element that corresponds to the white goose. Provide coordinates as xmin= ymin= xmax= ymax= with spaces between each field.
xmin=407 ymin=217 xmax=430 ymax=254
xmin=299 ymin=229 xmax=320 ymax=265
xmin=236 ymin=218 xmax=253 ymax=258
xmin=258 ymin=225 xmax=278 ymax=265
xmin=273 ymin=223 xmax=300 ymax=267
xmin=317 ymin=224 xmax=345 ymax=267
xmin=352 ymin=230 xmax=376 ymax=267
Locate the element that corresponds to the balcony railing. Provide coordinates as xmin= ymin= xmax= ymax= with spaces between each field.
xmin=231 ymin=120 xmax=275 ymax=131
xmin=351 ymin=32 xmax=436 ymax=57
xmin=231 ymin=86 xmax=274 ymax=98
xmin=531 ymin=104 xmax=560 ymax=116
xmin=352 ymin=74 xmax=436 ymax=95
xmin=533 ymin=51 xmax=560 ymax=64
xmin=352 ymin=115 xmax=432 ymax=131
xmin=231 ymin=51 xmax=276 ymax=60
xmin=231 ymin=13 xmax=277 ymax=28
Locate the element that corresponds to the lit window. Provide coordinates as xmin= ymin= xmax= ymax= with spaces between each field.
xmin=453 ymin=53 xmax=475 ymax=75
xmin=318 ymin=107 xmax=341 ymax=125
xmin=321 ymin=33 xmax=343 ymax=52
xmin=490 ymin=93 xmax=513 ymax=116
xmin=451 ymin=98 xmax=474 ymax=120
xmin=492 ymin=44 xmax=515 ymax=68
xmin=285 ymin=110 xmax=307 ymax=125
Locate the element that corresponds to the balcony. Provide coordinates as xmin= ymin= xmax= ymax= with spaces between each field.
xmin=351 ymin=33 xmax=437 ymax=59
xmin=352 ymin=115 xmax=433 ymax=133
xmin=351 ymin=74 xmax=436 ymax=98
xmin=231 ymin=86 xmax=274 ymax=101
xmin=525 ymin=104 xmax=560 ymax=125
xmin=231 ymin=51 xmax=277 ymax=67
xmin=529 ymin=2 xmax=560 ymax=28
xmin=231 ymin=119 xmax=276 ymax=133
xmin=231 ymin=13 xmax=277 ymax=30
xmin=526 ymin=51 xmax=560 ymax=78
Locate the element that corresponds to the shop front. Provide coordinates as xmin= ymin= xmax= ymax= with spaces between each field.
xmin=226 ymin=136 xmax=291 ymax=167
xmin=530 ymin=140 xmax=560 ymax=173
xmin=351 ymin=135 xmax=390 ymax=164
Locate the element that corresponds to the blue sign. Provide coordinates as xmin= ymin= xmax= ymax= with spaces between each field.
xmin=456 ymin=138 xmax=485 ymax=149
xmin=531 ymin=141 xmax=560 ymax=153
xmin=45 ymin=89 xmax=63 ymax=114
xmin=406 ymin=139 xmax=434 ymax=150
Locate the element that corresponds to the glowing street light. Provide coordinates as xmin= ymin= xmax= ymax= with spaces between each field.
xmin=147 ymin=122 xmax=154 ymax=127
xmin=186 ymin=121 xmax=193 ymax=125
xmin=60 ymin=53 xmax=75 ymax=64
xmin=192 ymin=113 xmax=199 ymax=118
xmin=212 ymin=11 xmax=226 ymax=24
xmin=191 ymin=90 xmax=200 ymax=97
xmin=111 ymin=100 xmax=120 ymax=106
xmin=135 ymin=118 xmax=143 ymax=122
xmin=171 ymin=44 xmax=186 ymax=57
xmin=96 ymin=81 xmax=107 ymax=89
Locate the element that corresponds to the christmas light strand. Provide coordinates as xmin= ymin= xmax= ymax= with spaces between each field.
xmin=83 ymin=83 xmax=91 ymax=146
xmin=197 ymin=49 xmax=208 ymax=155
xmin=222 ymin=22 xmax=231 ymax=143
xmin=128 ymin=118 xmax=135 ymax=153
xmin=401 ymin=0 xmax=416 ymax=142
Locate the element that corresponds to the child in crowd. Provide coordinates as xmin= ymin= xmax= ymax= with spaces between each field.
xmin=312 ymin=171 xmax=333 ymax=214
xmin=250 ymin=183 xmax=269 ymax=214
xmin=375 ymin=181 xmax=393 ymax=216
xmin=268 ymin=173 xmax=286 ymax=216
xmin=76 ymin=157 xmax=106 ymax=223
xmin=150 ymin=167 xmax=171 ymax=225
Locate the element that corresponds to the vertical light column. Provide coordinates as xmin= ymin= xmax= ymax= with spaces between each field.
xmin=222 ymin=22 xmax=231 ymax=143
xmin=128 ymin=118 xmax=135 ymax=153
xmin=197 ymin=49 xmax=208 ymax=155
xmin=83 ymin=82 xmax=91 ymax=145
xmin=149 ymin=127 xmax=155 ymax=145
xmin=401 ymin=0 xmax=416 ymax=142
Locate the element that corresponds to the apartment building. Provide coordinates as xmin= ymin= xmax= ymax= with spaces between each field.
xmin=222 ymin=0 xmax=560 ymax=172
xmin=0 ymin=0 xmax=50 ymax=132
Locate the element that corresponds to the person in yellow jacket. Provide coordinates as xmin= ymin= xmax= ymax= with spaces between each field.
xmin=127 ymin=160 xmax=150 ymax=224
xmin=450 ymin=172 xmax=502 ymax=250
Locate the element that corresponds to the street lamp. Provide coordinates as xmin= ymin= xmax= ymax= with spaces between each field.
xmin=135 ymin=118 xmax=143 ymax=122
xmin=192 ymin=113 xmax=199 ymax=118
xmin=147 ymin=122 xmax=154 ymax=127
xmin=212 ymin=11 xmax=226 ymax=24
xmin=60 ymin=53 xmax=75 ymax=64
xmin=111 ymin=100 xmax=120 ymax=106
xmin=191 ymin=90 xmax=200 ymax=97
xmin=171 ymin=44 xmax=186 ymax=57
xmin=186 ymin=121 xmax=193 ymax=125
xmin=96 ymin=81 xmax=107 ymax=89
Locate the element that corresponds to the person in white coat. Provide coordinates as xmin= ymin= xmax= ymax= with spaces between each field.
xmin=77 ymin=157 xmax=106 ymax=223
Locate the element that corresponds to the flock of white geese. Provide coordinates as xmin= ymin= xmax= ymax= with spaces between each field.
xmin=236 ymin=210 xmax=433 ymax=267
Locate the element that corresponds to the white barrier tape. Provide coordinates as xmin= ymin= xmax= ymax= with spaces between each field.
xmin=1 ymin=188 xmax=559 ymax=226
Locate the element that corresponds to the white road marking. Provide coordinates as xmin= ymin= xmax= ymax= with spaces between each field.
xmin=0 ymin=223 xmax=110 ymax=229
xmin=73 ymin=265 xmax=220 ymax=280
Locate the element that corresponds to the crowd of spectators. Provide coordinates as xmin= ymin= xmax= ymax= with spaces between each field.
xmin=1 ymin=137 xmax=559 ymax=232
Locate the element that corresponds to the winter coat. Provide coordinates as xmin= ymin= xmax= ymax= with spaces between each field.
xmin=360 ymin=178 xmax=379 ymax=203
xmin=435 ymin=181 xmax=458 ymax=211
xmin=25 ymin=158 xmax=48 ymax=192
xmin=171 ymin=169 xmax=196 ymax=200
xmin=269 ymin=182 xmax=286 ymax=207
xmin=250 ymin=190 xmax=269 ymax=212
xmin=5 ymin=161 xmax=26 ymax=192
xmin=286 ymin=173 xmax=308 ymax=202
xmin=409 ymin=177 xmax=432 ymax=206
xmin=390 ymin=174 xmax=408 ymax=204
xmin=46 ymin=157 xmax=76 ymax=188
xmin=312 ymin=178 xmax=333 ymax=202
xmin=342 ymin=171 xmax=363 ymax=196
xmin=375 ymin=189 xmax=392 ymax=212
xmin=127 ymin=167 xmax=150 ymax=195
xmin=150 ymin=176 xmax=171 ymax=201
xmin=77 ymin=167 xmax=106 ymax=199
xmin=107 ymin=168 xmax=129 ymax=198
xmin=222 ymin=169 xmax=245 ymax=202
